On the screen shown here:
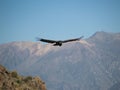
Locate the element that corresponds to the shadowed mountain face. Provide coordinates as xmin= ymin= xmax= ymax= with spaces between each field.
xmin=0 ymin=31 xmax=120 ymax=90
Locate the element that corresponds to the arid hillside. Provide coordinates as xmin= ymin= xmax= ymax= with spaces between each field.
xmin=0 ymin=64 xmax=46 ymax=90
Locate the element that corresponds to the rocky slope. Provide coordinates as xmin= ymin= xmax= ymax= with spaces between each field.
xmin=0 ymin=31 xmax=120 ymax=90
xmin=0 ymin=64 xmax=46 ymax=90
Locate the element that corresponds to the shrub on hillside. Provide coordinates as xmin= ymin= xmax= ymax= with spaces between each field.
xmin=11 ymin=71 xmax=18 ymax=78
xmin=23 ymin=76 xmax=32 ymax=82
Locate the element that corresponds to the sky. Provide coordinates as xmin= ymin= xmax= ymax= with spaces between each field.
xmin=0 ymin=0 xmax=120 ymax=44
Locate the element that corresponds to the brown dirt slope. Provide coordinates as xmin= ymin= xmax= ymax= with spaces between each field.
xmin=0 ymin=64 xmax=46 ymax=90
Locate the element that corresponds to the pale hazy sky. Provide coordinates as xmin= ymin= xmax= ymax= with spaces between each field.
xmin=0 ymin=0 xmax=120 ymax=44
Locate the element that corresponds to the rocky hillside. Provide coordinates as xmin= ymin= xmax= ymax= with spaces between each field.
xmin=0 ymin=31 xmax=120 ymax=90
xmin=0 ymin=64 xmax=46 ymax=90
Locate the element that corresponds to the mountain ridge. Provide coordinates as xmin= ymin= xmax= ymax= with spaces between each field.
xmin=0 ymin=31 xmax=120 ymax=90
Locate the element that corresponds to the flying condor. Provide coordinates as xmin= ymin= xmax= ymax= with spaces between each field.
xmin=37 ymin=36 xmax=84 ymax=46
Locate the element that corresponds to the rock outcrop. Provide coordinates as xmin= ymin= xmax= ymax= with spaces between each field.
xmin=0 ymin=64 xmax=46 ymax=90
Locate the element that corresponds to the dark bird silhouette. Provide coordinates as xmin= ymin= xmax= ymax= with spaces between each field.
xmin=37 ymin=36 xmax=84 ymax=46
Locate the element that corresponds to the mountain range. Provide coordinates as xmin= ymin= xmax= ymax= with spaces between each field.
xmin=0 ymin=31 xmax=120 ymax=90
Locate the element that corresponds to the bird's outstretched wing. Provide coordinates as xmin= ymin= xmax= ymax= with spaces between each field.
xmin=36 ymin=38 xmax=57 ymax=43
xmin=62 ymin=36 xmax=84 ymax=43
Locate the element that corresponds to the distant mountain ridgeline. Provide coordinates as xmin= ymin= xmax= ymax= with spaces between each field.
xmin=0 ymin=31 xmax=120 ymax=90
